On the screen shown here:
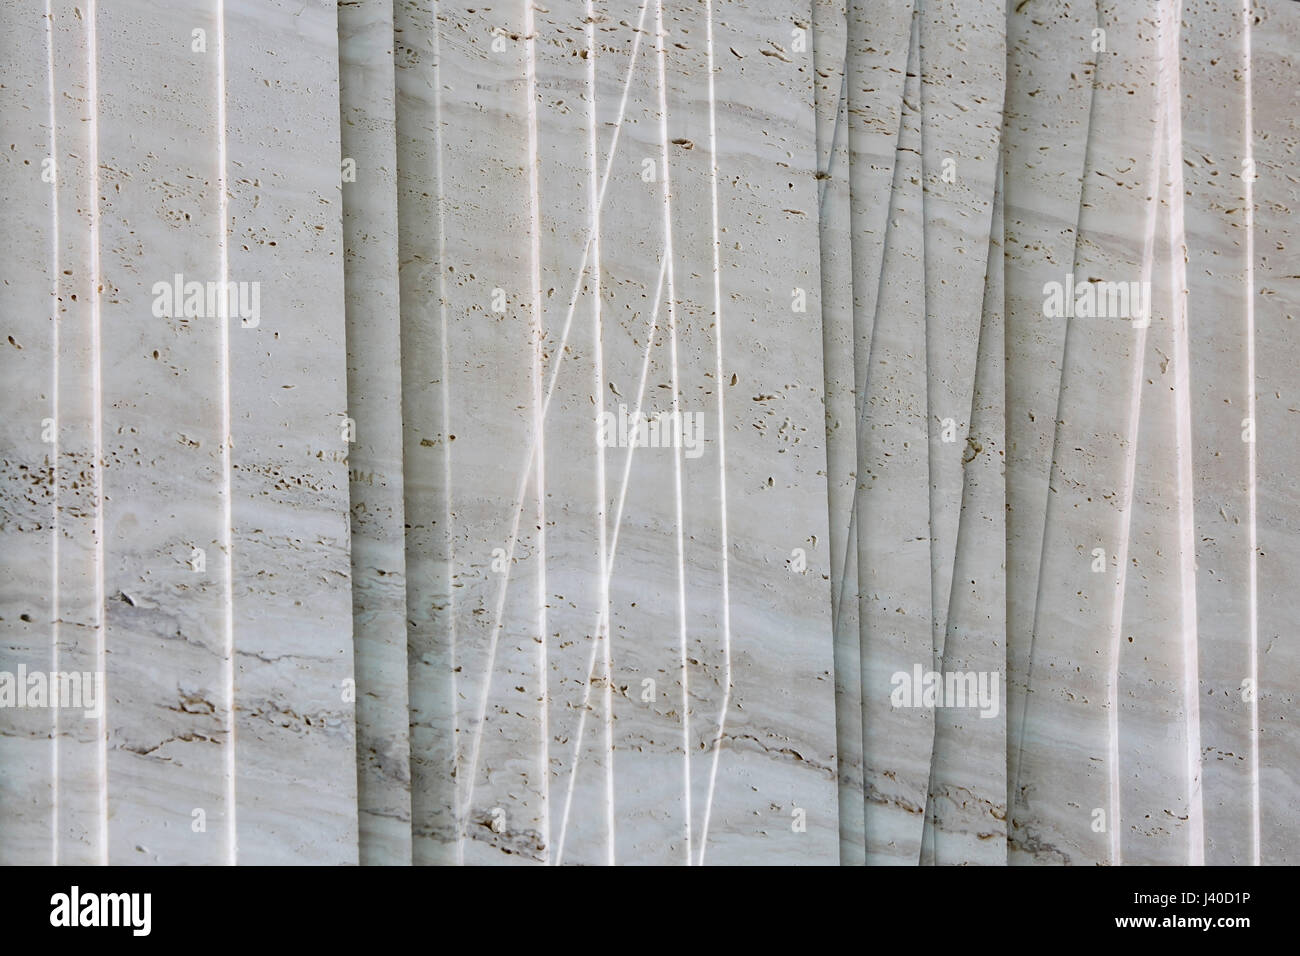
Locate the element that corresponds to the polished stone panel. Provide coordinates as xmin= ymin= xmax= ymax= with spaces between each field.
xmin=0 ymin=0 xmax=1296 ymax=866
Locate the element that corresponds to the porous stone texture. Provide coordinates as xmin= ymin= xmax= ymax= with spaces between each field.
xmin=0 ymin=0 xmax=1295 ymax=865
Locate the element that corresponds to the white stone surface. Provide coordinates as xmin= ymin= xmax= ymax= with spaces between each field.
xmin=0 ymin=0 xmax=1296 ymax=865
xmin=340 ymin=0 xmax=411 ymax=865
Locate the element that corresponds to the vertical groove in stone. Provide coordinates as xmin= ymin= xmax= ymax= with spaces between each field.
xmin=859 ymin=13 xmax=934 ymax=864
xmin=843 ymin=0 xmax=915 ymax=864
xmin=916 ymin=0 xmax=1008 ymax=864
xmin=339 ymin=0 xmax=413 ymax=866
xmin=813 ymin=0 xmax=863 ymax=866
xmin=393 ymin=0 xmax=458 ymax=866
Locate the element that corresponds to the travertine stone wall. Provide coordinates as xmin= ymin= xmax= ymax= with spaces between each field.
xmin=0 ymin=0 xmax=1295 ymax=865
